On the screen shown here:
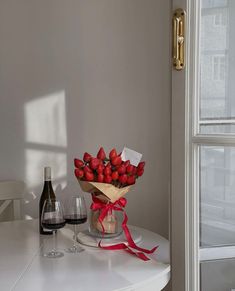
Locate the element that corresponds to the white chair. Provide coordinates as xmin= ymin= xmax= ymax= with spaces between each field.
xmin=0 ymin=181 xmax=25 ymax=221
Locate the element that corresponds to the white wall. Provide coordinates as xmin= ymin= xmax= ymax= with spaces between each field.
xmin=0 ymin=0 xmax=171 ymax=238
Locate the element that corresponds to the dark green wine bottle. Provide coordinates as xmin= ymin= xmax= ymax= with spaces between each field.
xmin=39 ymin=167 xmax=56 ymax=235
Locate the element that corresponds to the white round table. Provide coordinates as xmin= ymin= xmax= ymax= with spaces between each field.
xmin=0 ymin=220 xmax=170 ymax=291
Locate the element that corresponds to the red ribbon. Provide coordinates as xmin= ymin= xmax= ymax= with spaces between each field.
xmin=90 ymin=195 xmax=158 ymax=261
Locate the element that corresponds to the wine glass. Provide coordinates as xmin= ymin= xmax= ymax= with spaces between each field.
xmin=41 ymin=199 xmax=66 ymax=258
xmin=64 ymin=196 xmax=87 ymax=253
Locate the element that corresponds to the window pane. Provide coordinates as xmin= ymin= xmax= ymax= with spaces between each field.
xmin=199 ymin=0 xmax=235 ymax=134
xmin=200 ymin=123 xmax=235 ymax=134
xmin=200 ymin=259 xmax=235 ymax=291
xmin=200 ymin=146 xmax=235 ymax=247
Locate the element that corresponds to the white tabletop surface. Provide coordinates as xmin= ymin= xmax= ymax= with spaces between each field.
xmin=0 ymin=220 xmax=170 ymax=291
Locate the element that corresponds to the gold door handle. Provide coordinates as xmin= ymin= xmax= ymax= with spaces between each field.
xmin=173 ymin=8 xmax=186 ymax=70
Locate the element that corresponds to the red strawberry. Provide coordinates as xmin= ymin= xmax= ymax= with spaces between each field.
xmin=137 ymin=169 xmax=144 ymax=177
xmin=85 ymin=171 xmax=94 ymax=181
xmin=97 ymin=173 xmax=104 ymax=183
xmin=106 ymin=162 xmax=111 ymax=169
xmin=90 ymin=158 xmax=100 ymax=170
xmin=99 ymin=159 xmax=104 ymax=165
xmin=111 ymin=171 xmax=119 ymax=181
xmin=127 ymin=175 xmax=136 ymax=185
xmin=104 ymin=175 xmax=112 ymax=184
xmin=97 ymin=147 xmax=106 ymax=160
xmin=97 ymin=164 xmax=104 ymax=174
xmin=109 ymin=148 xmax=117 ymax=159
xmin=83 ymin=166 xmax=92 ymax=173
xmin=74 ymin=168 xmax=84 ymax=179
xmin=117 ymin=164 xmax=126 ymax=175
xmin=126 ymin=165 xmax=134 ymax=174
xmin=123 ymin=160 xmax=130 ymax=167
xmin=83 ymin=152 xmax=92 ymax=163
xmin=137 ymin=161 xmax=145 ymax=170
xmin=74 ymin=158 xmax=84 ymax=168
xmin=104 ymin=166 xmax=112 ymax=176
xmin=111 ymin=156 xmax=122 ymax=166
xmin=133 ymin=166 xmax=137 ymax=175
xmin=118 ymin=174 xmax=127 ymax=185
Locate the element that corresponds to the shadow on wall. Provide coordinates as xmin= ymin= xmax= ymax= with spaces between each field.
xmin=23 ymin=91 xmax=68 ymax=219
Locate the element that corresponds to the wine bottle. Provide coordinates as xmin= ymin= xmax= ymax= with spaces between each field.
xmin=39 ymin=167 xmax=56 ymax=235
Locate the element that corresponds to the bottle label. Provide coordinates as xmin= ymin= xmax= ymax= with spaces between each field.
xmin=44 ymin=211 xmax=57 ymax=220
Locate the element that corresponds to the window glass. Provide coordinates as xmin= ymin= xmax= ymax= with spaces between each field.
xmin=200 ymin=145 xmax=235 ymax=247
xmin=199 ymin=0 xmax=235 ymax=133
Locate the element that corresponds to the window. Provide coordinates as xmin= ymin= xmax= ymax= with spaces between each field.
xmin=197 ymin=1 xmax=235 ymax=290
xmin=213 ymin=55 xmax=226 ymax=81
xmin=214 ymin=13 xmax=227 ymax=26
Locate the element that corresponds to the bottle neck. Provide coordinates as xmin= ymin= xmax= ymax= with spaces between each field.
xmin=44 ymin=167 xmax=51 ymax=182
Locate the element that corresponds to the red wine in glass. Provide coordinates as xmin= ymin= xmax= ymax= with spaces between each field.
xmin=41 ymin=199 xmax=65 ymax=258
xmin=64 ymin=196 xmax=87 ymax=253
xmin=64 ymin=214 xmax=87 ymax=225
xmin=42 ymin=218 xmax=66 ymax=230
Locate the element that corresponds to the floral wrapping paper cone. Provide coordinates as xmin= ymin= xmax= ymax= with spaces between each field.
xmin=78 ymin=180 xmax=131 ymax=203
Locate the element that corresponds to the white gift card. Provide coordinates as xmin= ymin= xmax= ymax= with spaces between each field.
xmin=121 ymin=147 xmax=142 ymax=166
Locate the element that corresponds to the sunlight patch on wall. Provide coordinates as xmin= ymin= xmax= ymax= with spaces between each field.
xmin=24 ymin=91 xmax=67 ymax=190
xmin=24 ymin=91 xmax=67 ymax=147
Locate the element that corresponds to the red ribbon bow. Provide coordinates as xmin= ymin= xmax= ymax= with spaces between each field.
xmin=90 ymin=195 xmax=158 ymax=261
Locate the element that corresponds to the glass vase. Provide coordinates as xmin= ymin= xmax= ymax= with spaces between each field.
xmin=89 ymin=208 xmax=123 ymax=238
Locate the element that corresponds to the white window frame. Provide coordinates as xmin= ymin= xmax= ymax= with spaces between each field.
xmin=186 ymin=1 xmax=235 ymax=290
xmin=172 ymin=1 xmax=234 ymax=290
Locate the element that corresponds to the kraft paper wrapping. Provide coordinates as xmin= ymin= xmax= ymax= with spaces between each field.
xmin=78 ymin=180 xmax=131 ymax=203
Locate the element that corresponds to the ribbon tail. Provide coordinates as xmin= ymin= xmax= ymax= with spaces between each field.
xmin=98 ymin=241 xmax=128 ymax=250
xmin=98 ymin=241 xmax=150 ymax=261
xmin=122 ymin=212 xmax=158 ymax=254
xmin=125 ymin=248 xmax=150 ymax=261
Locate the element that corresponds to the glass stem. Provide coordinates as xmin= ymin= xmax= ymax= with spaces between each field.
xmin=73 ymin=224 xmax=78 ymax=247
xmin=52 ymin=230 xmax=56 ymax=253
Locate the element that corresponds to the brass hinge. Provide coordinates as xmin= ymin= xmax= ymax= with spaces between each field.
xmin=173 ymin=8 xmax=186 ymax=70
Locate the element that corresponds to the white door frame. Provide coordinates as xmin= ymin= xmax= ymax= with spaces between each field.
xmin=171 ymin=0 xmax=200 ymax=290
xmin=172 ymin=0 xmax=235 ymax=290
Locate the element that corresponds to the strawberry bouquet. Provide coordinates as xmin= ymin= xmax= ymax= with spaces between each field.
xmin=74 ymin=147 xmax=145 ymax=188
xmin=74 ymin=147 xmax=157 ymax=261
xmin=74 ymin=147 xmax=145 ymax=236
